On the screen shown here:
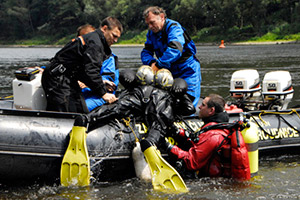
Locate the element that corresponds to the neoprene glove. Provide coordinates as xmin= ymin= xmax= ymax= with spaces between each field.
xmin=119 ymin=69 xmax=137 ymax=89
xmin=160 ymin=137 xmax=174 ymax=153
xmin=170 ymin=78 xmax=188 ymax=97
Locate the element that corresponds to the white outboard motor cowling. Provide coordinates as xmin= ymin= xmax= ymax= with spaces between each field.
xmin=262 ymin=70 xmax=294 ymax=110
xmin=229 ymin=69 xmax=261 ymax=110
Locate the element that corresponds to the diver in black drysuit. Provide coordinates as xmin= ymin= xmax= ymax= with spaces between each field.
xmin=85 ymin=68 xmax=195 ymax=149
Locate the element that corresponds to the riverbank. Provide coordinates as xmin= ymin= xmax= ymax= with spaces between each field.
xmin=196 ymin=39 xmax=299 ymax=46
xmin=0 ymin=40 xmax=299 ymax=48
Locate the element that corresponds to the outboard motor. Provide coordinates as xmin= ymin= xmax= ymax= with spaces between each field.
xmin=261 ymin=70 xmax=294 ymax=110
xmin=229 ymin=69 xmax=262 ymax=111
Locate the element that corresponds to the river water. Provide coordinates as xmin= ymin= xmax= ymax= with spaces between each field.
xmin=0 ymin=44 xmax=300 ymax=199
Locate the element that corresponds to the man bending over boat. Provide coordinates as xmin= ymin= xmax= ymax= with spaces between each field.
xmin=162 ymin=94 xmax=251 ymax=180
xmin=76 ymin=24 xmax=120 ymax=112
xmin=42 ymin=17 xmax=123 ymax=113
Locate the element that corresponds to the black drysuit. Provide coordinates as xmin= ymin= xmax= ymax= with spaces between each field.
xmin=87 ymin=85 xmax=195 ymax=146
xmin=42 ymin=29 xmax=111 ymax=113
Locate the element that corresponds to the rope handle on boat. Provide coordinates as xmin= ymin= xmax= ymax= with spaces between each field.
xmin=259 ymin=109 xmax=300 ymax=132
xmin=122 ymin=117 xmax=139 ymax=142
xmin=258 ymin=109 xmax=300 ymax=125
xmin=250 ymin=114 xmax=277 ymax=137
xmin=250 ymin=109 xmax=300 ymax=137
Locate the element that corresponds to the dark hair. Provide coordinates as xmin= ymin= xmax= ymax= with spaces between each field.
xmin=77 ymin=24 xmax=95 ymax=36
xmin=207 ymin=94 xmax=225 ymax=113
xmin=143 ymin=6 xmax=167 ymax=19
xmin=100 ymin=17 xmax=123 ymax=33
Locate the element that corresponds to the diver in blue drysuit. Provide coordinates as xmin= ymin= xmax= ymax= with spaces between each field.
xmin=82 ymin=53 xmax=119 ymax=112
xmin=141 ymin=6 xmax=201 ymax=108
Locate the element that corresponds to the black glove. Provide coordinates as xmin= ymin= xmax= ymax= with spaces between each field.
xmin=159 ymin=137 xmax=174 ymax=153
xmin=119 ymin=69 xmax=137 ymax=89
xmin=173 ymin=94 xmax=196 ymax=116
xmin=167 ymin=124 xmax=187 ymax=138
xmin=170 ymin=78 xmax=188 ymax=97
xmin=189 ymin=131 xmax=200 ymax=143
xmin=74 ymin=114 xmax=89 ymax=127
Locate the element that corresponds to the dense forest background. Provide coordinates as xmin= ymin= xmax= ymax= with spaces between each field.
xmin=0 ymin=0 xmax=299 ymax=44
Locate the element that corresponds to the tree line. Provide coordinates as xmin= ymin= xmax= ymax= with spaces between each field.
xmin=0 ymin=0 xmax=299 ymax=44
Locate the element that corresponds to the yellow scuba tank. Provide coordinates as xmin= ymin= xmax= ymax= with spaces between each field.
xmin=241 ymin=121 xmax=259 ymax=177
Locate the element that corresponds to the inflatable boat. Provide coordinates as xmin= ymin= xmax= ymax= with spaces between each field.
xmin=0 ymin=68 xmax=299 ymax=183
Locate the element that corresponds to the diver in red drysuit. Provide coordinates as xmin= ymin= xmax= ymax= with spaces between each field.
xmin=165 ymin=94 xmax=231 ymax=177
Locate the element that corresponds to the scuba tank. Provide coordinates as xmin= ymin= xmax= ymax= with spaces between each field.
xmin=240 ymin=118 xmax=259 ymax=177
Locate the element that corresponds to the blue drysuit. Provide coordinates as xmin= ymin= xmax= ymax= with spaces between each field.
xmin=82 ymin=53 xmax=119 ymax=111
xmin=141 ymin=18 xmax=201 ymax=107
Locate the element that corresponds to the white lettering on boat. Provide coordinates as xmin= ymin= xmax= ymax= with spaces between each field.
xmin=258 ymin=127 xmax=299 ymax=140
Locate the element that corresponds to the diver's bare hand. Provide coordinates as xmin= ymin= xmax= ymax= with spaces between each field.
xmin=103 ymin=80 xmax=116 ymax=92
xmin=151 ymin=63 xmax=159 ymax=72
xmin=102 ymin=93 xmax=118 ymax=104
xmin=78 ymin=81 xmax=87 ymax=89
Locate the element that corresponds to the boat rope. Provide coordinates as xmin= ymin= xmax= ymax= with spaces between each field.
xmin=250 ymin=114 xmax=274 ymax=137
xmin=0 ymin=95 xmax=13 ymax=100
xmin=278 ymin=114 xmax=300 ymax=133
xmin=258 ymin=109 xmax=300 ymax=124
xmin=252 ymin=109 xmax=300 ymax=137
xmin=122 ymin=117 xmax=139 ymax=142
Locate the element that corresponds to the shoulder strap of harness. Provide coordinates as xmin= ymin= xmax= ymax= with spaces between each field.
xmin=197 ymin=122 xmax=239 ymax=135
xmin=142 ymin=86 xmax=154 ymax=128
xmin=201 ymin=122 xmax=237 ymax=175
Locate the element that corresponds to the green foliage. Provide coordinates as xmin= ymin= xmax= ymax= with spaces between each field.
xmin=10 ymin=35 xmax=57 ymax=45
xmin=192 ymin=25 xmax=256 ymax=43
xmin=0 ymin=0 xmax=299 ymax=44
xmin=249 ymin=32 xmax=300 ymax=42
xmin=247 ymin=23 xmax=300 ymax=42
xmin=283 ymin=33 xmax=300 ymax=41
xmin=192 ymin=27 xmax=221 ymax=43
xmin=54 ymin=34 xmax=77 ymax=45
xmin=118 ymin=30 xmax=147 ymax=44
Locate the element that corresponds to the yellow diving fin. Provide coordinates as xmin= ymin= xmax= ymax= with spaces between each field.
xmin=60 ymin=125 xmax=90 ymax=186
xmin=143 ymin=145 xmax=189 ymax=193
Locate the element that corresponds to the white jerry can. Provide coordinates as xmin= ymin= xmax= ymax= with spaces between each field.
xmin=13 ymin=73 xmax=47 ymax=110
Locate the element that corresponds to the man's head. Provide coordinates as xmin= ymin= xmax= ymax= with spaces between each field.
xmin=199 ymin=94 xmax=225 ymax=119
xmin=77 ymin=24 xmax=95 ymax=36
xmin=100 ymin=17 xmax=123 ymax=46
xmin=143 ymin=6 xmax=166 ymax=33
